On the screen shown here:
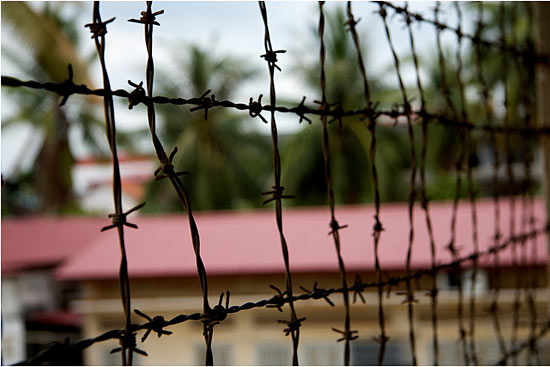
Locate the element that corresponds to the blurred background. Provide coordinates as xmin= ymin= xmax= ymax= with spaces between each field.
xmin=2 ymin=1 xmax=547 ymax=365
xmin=4 ymin=1 xmax=537 ymax=216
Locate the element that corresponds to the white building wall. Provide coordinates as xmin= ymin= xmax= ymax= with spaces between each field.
xmin=1 ymin=277 xmax=26 ymax=364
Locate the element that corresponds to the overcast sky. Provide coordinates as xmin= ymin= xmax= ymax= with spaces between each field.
xmin=1 ymin=1 xmax=467 ymax=176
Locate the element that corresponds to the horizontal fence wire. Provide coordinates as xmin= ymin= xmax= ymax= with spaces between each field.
xmin=5 ymin=74 xmax=550 ymax=137
xmin=2 ymin=1 xmax=550 ymax=365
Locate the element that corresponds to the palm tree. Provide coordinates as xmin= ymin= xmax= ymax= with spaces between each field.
xmin=1 ymin=2 xmax=107 ymax=214
xmin=143 ymin=44 xmax=271 ymax=211
xmin=281 ymin=5 xmax=411 ymax=206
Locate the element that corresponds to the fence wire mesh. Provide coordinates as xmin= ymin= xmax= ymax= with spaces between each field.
xmin=2 ymin=1 xmax=550 ymax=366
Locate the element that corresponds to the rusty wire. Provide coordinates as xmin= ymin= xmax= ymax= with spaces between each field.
xmin=127 ymin=2 xmax=219 ymax=365
xmin=510 ymin=2 xmax=542 ymax=364
xmin=431 ymin=2 xmax=470 ymax=364
xmin=258 ymin=3 xmax=303 ymax=365
xmin=2 ymin=2 xmax=550 ymax=366
xmin=375 ymin=1 xmax=547 ymax=65
xmin=520 ymin=3 xmax=543 ymax=363
xmin=317 ymin=3 xmax=356 ymax=365
xmin=451 ymin=3 xmax=481 ymax=364
xmin=345 ymin=2 xmax=388 ymax=365
xmin=397 ymin=3 xmax=441 ymax=364
xmin=473 ymin=3 xmax=508 ymax=364
xmin=377 ymin=3 xmax=418 ymax=364
xmin=5 ymin=74 xmax=550 ymax=138
xmin=85 ymin=3 xmax=145 ymax=365
xmin=497 ymin=4 xmax=523 ymax=364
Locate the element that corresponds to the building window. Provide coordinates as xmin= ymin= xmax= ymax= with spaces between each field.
xmin=194 ymin=343 xmax=233 ymax=366
xmin=256 ymin=342 xmax=292 ymax=366
xmin=438 ymin=269 xmax=488 ymax=294
xmin=299 ymin=342 xmax=343 ymax=365
xmin=351 ymin=340 xmax=410 ymax=365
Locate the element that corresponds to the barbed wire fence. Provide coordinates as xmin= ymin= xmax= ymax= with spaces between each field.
xmin=2 ymin=1 xmax=550 ymax=365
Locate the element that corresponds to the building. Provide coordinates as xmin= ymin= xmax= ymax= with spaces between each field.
xmin=1 ymin=216 xmax=107 ymax=364
xmin=72 ymin=155 xmax=155 ymax=214
xmin=3 ymin=198 xmax=550 ymax=365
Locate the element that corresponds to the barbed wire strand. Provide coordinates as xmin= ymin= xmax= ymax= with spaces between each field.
xmin=513 ymin=2 xmax=542 ymax=363
xmin=451 ymin=3 xmax=481 ymax=364
xmin=127 ymin=2 xmax=219 ymax=365
xmin=497 ymin=5 xmax=522 ymax=365
xmin=526 ymin=3 xmax=542 ymax=363
xmin=375 ymin=1 xmax=548 ymax=65
xmin=317 ymin=3 xmax=356 ymax=365
xmin=525 ymin=13 xmax=543 ymax=350
xmin=432 ymin=2 xmax=470 ymax=364
xmin=398 ymin=3 xmax=441 ymax=364
xmin=377 ymin=3 xmax=418 ymax=364
xmin=258 ymin=3 xmax=303 ymax=365
xmin=345 ymin=2 xmax=388 ymax=365
xmin=6 ymin=74 xmax=550 ymax=138
xmin=472 ymin=3 xmax=508 ymax=364
xmin=85 ymin=3 xmax=144 ymax=365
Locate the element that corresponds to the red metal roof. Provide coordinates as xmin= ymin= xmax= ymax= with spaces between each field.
xmin=1 ymin=216 xmax=106 ymax=274
xmin=2 ymin=199 xmax=547 ymax=280
xmin=51 ymin=198 xmax=548 ymax=281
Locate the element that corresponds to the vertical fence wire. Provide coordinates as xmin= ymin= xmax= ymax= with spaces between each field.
xmin=85 ymin=2 xmax=147 ymax=365
xmin=498 ymin=5 xmax=521 ymax=365
xmin=377 ymin=3 xmax=418 ymax=364
xmin=402 ymin=4 xmax=441 ymax=364
xmin=258 ymin=3 xmax=303 ymax=365
xmin=317 ymin=3 xmax=356 ymax=365
xmin=344 ymin=2 xmax=388 ymax=365
xmin=127 ymin=2 xmax=220 ymax=365
xmin=513 ymin=3 xmax=542 ymax=363
xmin=472 ymin=3 xmax=509 ymax=363
xmin=432 ymin=3 xmax=470 ymax=365
xmin=452 ymin=3 xmax=481 ymax=364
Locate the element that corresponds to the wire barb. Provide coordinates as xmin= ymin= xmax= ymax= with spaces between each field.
xmin=59 ymin=64 xmax=74 ymax=106
xmin=134 ymin=309 xmax=173 ymax=342
xmin=249 ymin=94 xmax=268 ymax=123
xmin=101 ymin=202 xmax=145 ymax=232
xmin=110 ymin=332 xmax=147 ymax=357
xmin=128 ymin=80 xmax=146 ymax=109
xmin=84 ymin=16 xmax=115 ymax=39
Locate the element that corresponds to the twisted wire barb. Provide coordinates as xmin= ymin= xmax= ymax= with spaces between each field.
xmin=127 ymin=2 xmax=217 ymax=365
xmin=85 ymin=3 xmax=143 ymax=364
xmin=258 ymin=3 xmax=302 ymax=365
xmin=318 ymin=3 xmax=356 ymax=365
xmin=345 ymin=2 xmax=388 ymax=364
xmin=377 ymin=3 xmax=418 ymax=364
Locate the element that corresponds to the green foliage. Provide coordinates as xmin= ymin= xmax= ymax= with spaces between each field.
xmin=144 ymin=44 xmax=271 ymax=212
